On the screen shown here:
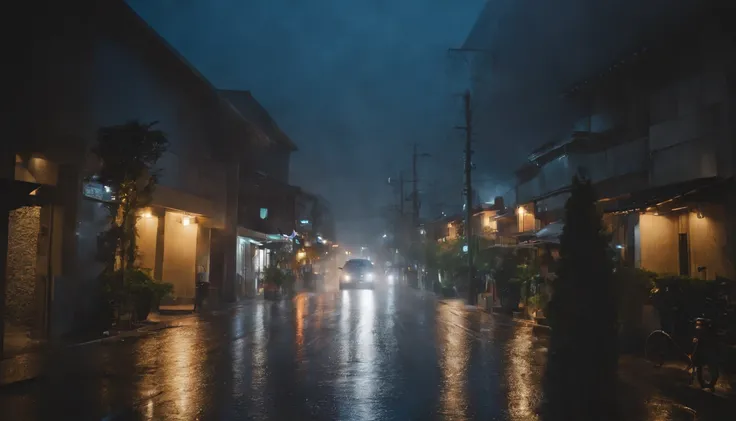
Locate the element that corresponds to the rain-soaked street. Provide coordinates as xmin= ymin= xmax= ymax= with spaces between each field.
xmin=1 ymin=285 xmax=735 ymax=420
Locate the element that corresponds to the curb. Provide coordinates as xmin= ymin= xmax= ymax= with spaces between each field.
xmin=435 ymin=296 xmax=552 ymax=335
xmin=1 ymin=311 xmax=198 ymax=387
xmin=488 ymin=310 xmax=552 ymax=334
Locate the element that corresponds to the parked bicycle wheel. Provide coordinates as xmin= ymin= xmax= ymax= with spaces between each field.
xmin=696 ymin=362 xmax=720 ymax=389
xmin=645 ymin=330 xmax=672 ymax=367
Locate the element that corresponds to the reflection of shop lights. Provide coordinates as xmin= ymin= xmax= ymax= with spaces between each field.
xmin=297 ymin=251 xmax=307 ymax=260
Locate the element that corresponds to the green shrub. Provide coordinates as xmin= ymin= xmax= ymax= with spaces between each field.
xmin=125 ymin=269 xmax=173 ymax=304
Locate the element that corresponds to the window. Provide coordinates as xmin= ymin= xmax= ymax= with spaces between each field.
xmin=344 ymin=259 xmax=373 ymax=270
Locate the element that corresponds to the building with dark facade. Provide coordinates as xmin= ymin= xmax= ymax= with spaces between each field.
xmin=462 ymin=1 xmax=735 ymax=280
xmin=218 ymin=90 xmax=302 ymax=297
xmin=2 ymin=0 xmax=267 ymax=355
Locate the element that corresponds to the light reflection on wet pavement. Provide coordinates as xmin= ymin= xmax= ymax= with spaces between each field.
xmin=1 ymin=286 xmax=734 ymax=420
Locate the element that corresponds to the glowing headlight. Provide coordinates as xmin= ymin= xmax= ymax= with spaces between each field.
xmin=343 ymin=274 xmax=351 ymax=281
xmin=388 ymin=274 xmax=395 ymax=282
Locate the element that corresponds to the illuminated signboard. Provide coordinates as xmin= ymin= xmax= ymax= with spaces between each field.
xmin=82 ymin=182 xmax=115 ymax=203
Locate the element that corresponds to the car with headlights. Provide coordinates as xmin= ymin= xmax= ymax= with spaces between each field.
xmin=339 ymin=259 xmax=377 ymax=289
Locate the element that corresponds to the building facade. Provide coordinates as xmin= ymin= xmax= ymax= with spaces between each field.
xmin=463 ymin=2 xmax=736 ymax=281
xmin=2 ymin=0 xmax=263 ymax=354
xmin=219 ymin=90 xmax=302 ymax=298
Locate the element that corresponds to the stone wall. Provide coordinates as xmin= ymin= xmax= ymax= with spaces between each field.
xmin=5 ymin=206 xmax=41 ymax=327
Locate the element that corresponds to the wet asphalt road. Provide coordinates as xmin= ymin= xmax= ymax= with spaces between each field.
xmin=1 ymin=285 xmax=734 ymax=420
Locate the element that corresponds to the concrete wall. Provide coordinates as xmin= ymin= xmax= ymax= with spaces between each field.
xmin=162 ymin=211 xmax=198 ymax=299
xmin=89 ymin=34 xmax=227 ymax=215
xmin=5 ymin=207 xmax=41 ymax=327
xmin=688 ymin=205 xmax=733 ymax=279
xmin=195 ymin=224 xmax=211 ymax=276
xmin=136 ymin=212 xmax=158 ymax=272
xmin=639 ymin=213 xmax=679 ymax=274
xmin=637 ymin=208 xmax=734 ymax=279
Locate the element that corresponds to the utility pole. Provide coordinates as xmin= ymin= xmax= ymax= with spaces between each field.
xmin=449 ymin=47 xmax=488 ymax=305
xmin=461 ymin=90 xmax=475 ymax=305
xmin=398 ymin=171 xmax=405 ymax=216
xmin=412 ymin=144 xmax=419 ymax=229
xmin=410 ymin=145 xmax=431 ymax=228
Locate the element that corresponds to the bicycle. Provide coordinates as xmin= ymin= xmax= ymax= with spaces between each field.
xmin=645 ymin=317 xmax=720 ymax=390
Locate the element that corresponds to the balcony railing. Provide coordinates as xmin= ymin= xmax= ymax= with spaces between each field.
xmin=517 ymin=137 xmax=649 ymax=204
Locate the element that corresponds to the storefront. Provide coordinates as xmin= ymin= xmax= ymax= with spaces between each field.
xmin=237 ymin=227 xmax=287 ymax=297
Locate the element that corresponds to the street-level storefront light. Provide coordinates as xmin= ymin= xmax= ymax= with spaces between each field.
xmin=182 ymin=215 xmax=191 ymax=226
xmin=343 ymin=274 xmax=351 ymax=282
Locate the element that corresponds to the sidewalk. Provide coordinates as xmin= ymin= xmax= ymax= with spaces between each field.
xmin=1 ymin=311 xmax=195 ymax=387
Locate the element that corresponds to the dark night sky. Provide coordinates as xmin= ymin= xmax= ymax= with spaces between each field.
xmin=127 ymin=0 xmax=487 ymax=246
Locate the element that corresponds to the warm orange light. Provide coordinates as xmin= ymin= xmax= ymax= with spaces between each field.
xmin=182 ymin=216 xmax=191 ymax=226
xmin=141 ymin=209 xmax=153 ymax=218
xmin=517 ymin=206 xmax=525 ymax=215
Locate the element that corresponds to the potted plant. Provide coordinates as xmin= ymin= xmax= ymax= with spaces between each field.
xmin=92 ymin=120 xmax=169 ymax=325
xmin=263 ymin=266 xmax=285 ymax=300
xmin=122 ymin=268 xmax=173 ymax=321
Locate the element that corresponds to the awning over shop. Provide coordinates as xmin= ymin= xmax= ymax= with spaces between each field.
xmin=237 ymin=226 xmax=292 ymax=246
xmin=533 ymin=220 xmax=564 ymax=244
xmin=1 ymin=178 xmax=50 ymax=209
xmin=600 ymin=177 xmax=725 ymax=214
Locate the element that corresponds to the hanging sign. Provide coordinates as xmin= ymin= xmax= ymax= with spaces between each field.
xmin=82 ymin=182 xmax=115 ymax=203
